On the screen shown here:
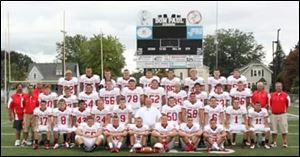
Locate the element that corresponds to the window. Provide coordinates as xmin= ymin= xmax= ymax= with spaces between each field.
xmin=180 ymin=72 xmax=183 ymax=80
xmin=258 ymin=70 xmax=261 ymax=76
xmin=262 ymin=69 xmax=264 ymax=77
xmin=248 ymin=83 xmax=251 ymax=87
xmin=33 ymin=73 xmax=36 ymax=79
xmin=254 ymin=70 xmax=257 ymax=76
xmin=251 ymin=70 xmax=253 ymax=77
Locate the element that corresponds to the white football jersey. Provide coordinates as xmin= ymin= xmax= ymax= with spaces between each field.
xmin=78 ymin=122 xmax=101 ymax=136
xmin=227 ymin=75 xmax=247 ymax=88
xmin=100 ymin=79 xmax=117 ymax=88
xmin=116 ymin=77 xmax=135 ymax=89
xmin=58 ymin=77 xmax=78 ymax=95
xmin=194 ymin=91 xmax=208 ymax=104
xmin=105 ymin=124 xmax=127 ymax=133
xmin=72 ymin=107 xmax=91 ymax=125
xmin=204 ymin=105 xmax=224 ymax=124
xmin=99 ymin=88 xmax=120 ymax=110
xmin=184 ymin=77 xmax=205 ymax=92
xmin=78 ymin=91 xmax=99 ymax=109
xmin=204 ymin=124 xmax=224 ymax=135
xmin=225 ymin=106 xmax=247 ymax=125
xmin=91 ymin=106 xmax=111 ymax=125
xmin=57 ymin=94 xmax=78 ymax=109
xmin=161 ymin=105 xmax=182 ymax=124
xmin=33 ymin=107 xmax=52 ymax=126
xmin=248 ymin=108 xmax=268 ymax=125
xmin=230 ymin=88 xmax=252 ymax=107
xmin=38 ymin=92 xmax=58 ymax=109
xmin=208 ymin=91 xmax=231 ymax=109
xmin=121 ymin=87 xmax=144 ymax=111
xmin=167 ymin=90 xmax=187 ymax=106
xmin=112 ymin=106 xmax=133 ymax=125
xmin=143 ymin=87 xmax=165 ymax=110
xmin=154 ymin=122 xmax=178 ymax=134
xmin=182 ymin=100 xmax=204 ymax=124
xmin=160 ymin=77 xmax=181 ymax=94
xmin=179 ymin=123 xmax=201 ymax=134
xmin=79 ymin=74 xmax=100 ymax=92
xmin=128 ymin=124 xmax=149 ymax=133
xmin=207 ymin=76 xmax=227 ymax=92
xmin=139 ymin=76 xmax=160 ymax=88
xmin=53 ymin=107 xmax=72 ymax=127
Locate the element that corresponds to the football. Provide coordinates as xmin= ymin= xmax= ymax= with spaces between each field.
xmin=140 ymin=147 xmax=153 ymax=153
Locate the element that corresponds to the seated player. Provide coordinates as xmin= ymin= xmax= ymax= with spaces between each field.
xmin=248 ymin=102 xmax=271 ymax=149
xmin=104 ymin=115 xmax=128 ymax=153
xmin=178 ymin=116 xmax=202 ymax=151
xmin=52 ymin=99 xmax=73 ymax=149
xmin=75 ymin=116 xmax=103 ymax=152
xmin=151 ymin=114 xmax=178 ymax=152
xmin=32 ymin=100 xmax=52 ymax=149
xmin=203 ymin=118 xmax=226 ymax=151
xmin=128 ymin=117 xmax=150 ymax=152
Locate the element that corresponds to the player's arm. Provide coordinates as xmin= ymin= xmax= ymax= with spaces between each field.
xmin=140 ymin=94 xmax=145 ymax=106
xmin=162 ymin=95 xmax=166 ymax=106
xmin=264 ymin=116 xmax=269 ymax=128
xmin=93 ymin=128 xmax=102 ymax=138
xmin=219 ymin=130 xmax=227 ymax=138
xmin=178 ymin=129 xmax=188 ymax=137
xmin=219 ymin=112 xmax=225 ymax=125
xmin=243 ymin=114 xmax=249 ymax=129
xmin=178 ymin=111 xmax=183 ymax=124
xmin=105 ymin=114 xmax=111 ymax=127
xmin=246 ymin=96 xmax=251 ymax=108
xmin=72 ymin=115 xmax=76 ymax=127
xmin=248 ymin=116 xmax=253 ymax=128
xmin=80 ymin=82 xmax=84 ymax=92
xmin=199 ymin=108 xmax=205 ymax=126
xmin=128 ymin=113 xmax=132 ymax=124
xmin=58 ymin=85 xmax=63 ymax=95
xmin=103 ymin=129 xmax=111 ymax=136
xmin=151 ymin=129 xmax=162 ymax=138
xmin=7 ymin=99 xmax=14 ymax=122
xmin=47 ymin=115 xmax=52 ymax=130
xmin=119 ymin=129 xmax=128 ymax=137
xmin=95 ymin=83 xmax=100 ymax=92
xmin=76 ymin=127 xmax=85 ymax=136
xmin=225 ymin=113 xmax=230 ymax=128
xmin=181 ymin=108 xmax=187 ymax=123
xmin=166 ymin=128 xmax=178 ymax=137
xmin=204 ymin=111 xmax=208 ymax=126
xmin=34 ymin=115 xmax=39 ymax=131
xmin=208 ymin=85 xmax=212 ymax=93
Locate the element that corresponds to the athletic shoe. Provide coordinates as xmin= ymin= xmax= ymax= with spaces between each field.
xmin=270 ymin=143 xmax=277 ymax=148
xmin=53 ymin=143 xmax=60 ymax=149
xmin=264 ymin=144 xmax=270 ymax=149
xmin=250 ymin=144 xmax=255 ymax=149
xmin=15 ymin=140 xmax=21 ymax=146
xmin=283 ymin=144 xmax=288 ymax=148
xmin=231 ymin=142 xmax=236 ymax=146
xmin=32 ymin=144 xmax=38 ymax=149
xmin=44 ymin=144 xmax=50 ymax=150
xmin=64 ymin=142 xmax=69 ymax=148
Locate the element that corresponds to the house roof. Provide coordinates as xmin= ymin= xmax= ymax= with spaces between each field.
xmin=239 ymin=62 xmax=273 ymax=74
xmin=27 ymin=63 xmax=79 ymax=80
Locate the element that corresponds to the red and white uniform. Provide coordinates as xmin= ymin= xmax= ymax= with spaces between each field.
xmin=58 ymin=77 xmax=78 ymax=95
xmin=112 ymin=106 xmax=133 ymax=125
xmin=225 ymin=106 xmax=247 ymax=133
xmin=193 ymin=91 xmax=208 ymax=104
xmin=209 ymin=91 xmax=231 ymax=109
xmin=33 ymin=107 xmax=52 ymax=132
xmin=78 ymin=91 xmax=99 ymax=109
xmin=116 ymin=77 xmax=135 ymax=89
xmin=230 ymin=88 xmax=252 ymax=107
xmin=53 ymin=107 xmax=72 ymax=133
xmin=248 ymin=108 xmax=270 ymax=132
xmin=79 ymin=74 xmax=100 ymax=92
xmin=184 ymin=77 xmax=205 ymax=92
xmin=204 ymin=105 xmax=224 ymax=125
xmin=139 ymin=76 xmax=160 ymax=88
xmin=57 ymin=94 xmax=78 ymax=109
xmin=167 ymin=90 xmax=187 ymax=106
xmin=91 ymin=106 xmax=111 ymax=126
xmin=100 ymin=79 xmax=117 ymax=88
xmin=128 ymin=124 xmax=149 ymax=134
xmin=72 ymin=107 xmax=91 ymax=126
xmin=207 ymin=76 xmax=227 ymax=92
xmin=38 ymin=92 xmax=58 ymax=109
xmin=179 ymin=123 xmax=201 ymax=134
xmin=227 ymin=75 xmax=247 ymax=89
xmin=105 ymin=124 xmax=127 ymax=134
xmin=160 ymin=77 xmax=181 ymax=94
xmin=204 ymin=124 xmax=225 ymax=140
xmin=99 ymin=87 xmax=120 ymax=111
xmin=75 ymin=122 xmax=102 ymax=148
xmin=182 ymin=100 xmax=204 ymax=124
xmin=154 ymin=122 xmax=178 ymax=134
xmin=161 ymin=105 xmax=182 ymax=125
xmin=144 ymin=87 xmax=165 ymax=111
xmin=121 ymin=87 xmax=143 ymax=114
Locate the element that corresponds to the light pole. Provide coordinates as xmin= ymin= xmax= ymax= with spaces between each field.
xmin=100 ymin=29 xmax=104 ymax=79
xmin=272 ymin=28 xmax=281 ymax=88
xmin=215 ymin=1 xmax=219 ymax=69
xmin=61 ymin=11 xmax=67 ymax=76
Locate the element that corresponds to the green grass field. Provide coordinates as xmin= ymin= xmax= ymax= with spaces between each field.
xmin=1 ymin=104 xmax=299 ymax=156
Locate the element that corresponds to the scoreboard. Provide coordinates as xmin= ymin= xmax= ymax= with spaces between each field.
xmin=136 ymin=11 xmax=203 ymax=55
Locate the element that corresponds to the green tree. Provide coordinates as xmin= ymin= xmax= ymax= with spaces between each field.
xmin=203 ymin=29 xmax=265 ymax=77
xmin=56 ymin=34 xmax=126 ymax=77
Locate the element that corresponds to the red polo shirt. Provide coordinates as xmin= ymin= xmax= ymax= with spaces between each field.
xmin=33 ymin=88 xmax=43 ymax=98
xmin=23 ymin=94 xmax=39 ymax=114
xmin=252 ymin=90 xmax=269 ymax=108
xmin=270 ymin=91 xmax=289 ymax=114
xmin=7 ymin=93 xmax=26 ymax=120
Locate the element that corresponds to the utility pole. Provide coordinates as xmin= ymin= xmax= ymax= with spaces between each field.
xmin=61 ymin=11 xmax=67 ymax=76
xmin=215 ymin=1 xmax=219 ymax=69
xmin=100 ymin=29 xmax=104 ymax=79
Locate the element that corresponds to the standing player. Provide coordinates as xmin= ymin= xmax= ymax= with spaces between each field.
xmin=139 ymin=69 xmax=160 ymax=88
xmin=104 ymin=115 xmax=128 ymax=153
xmin=230 ymin=81 xmax=252 ymax=108
xmin=58 ymin=70 xmax=78 ymax=95
xmin=116 ymin=69 xmax=135 ymax=90
xmin=100 ymin=69 xmax=117 ymax=88
xmin=208 ymin=69 xmax=227 ymax=92
xmin=208 ymin=83 xmax=231 ymax=110
xmin=181 ymin=93 xmax=204 ymax=125
xmin=143 ymin=79 xmax=166 ymax=111
xmin=227 ymin=69 xmax=247 ymax=91
xmin=38 ymin=84 xmax=58 ymax=109
xmin=128 ymin=117 xmax=150 ymax=150
xmin=99 ymin=80 xmax=121 ymax=111
xmin=79 ymin=67 xmax=100 ymax=92
xmin=121 ymin=79 xmax=144 ymax=115
xmin=32 ymin=100 xmax=52 ymax=149
xmin=78 ymin=84 xmax=99 ymax=109
xmin=75 ymin=116 xmax=103 ymax=152
xmin=52 ymin=99 xmax=73 ymax=149
xmin=112 ymin=97 xmax=133 ymax=126
xmin=91 ymin=99 xmax=111 ymax=127
xmin=167 ymin=82 xmax=187 ymax=106
xmin=204 ymin=97 xmax=225 ymax=126
xmin=203 ymin=118 xmax=226 ymax=151
xmin=160 ymin=69 xmax=181 ymax=95
xmin=184 ymin=69 xmax=204 ymax=92
xmin=57 ymin=87 xmax=78 ymax=109
xmin=193 ymin=83 xmax=208 ymax=105
xmin=178 ymin=116 xmax=203 ymax=151
xmin=161 ymin=97 xmax=182 ymax=125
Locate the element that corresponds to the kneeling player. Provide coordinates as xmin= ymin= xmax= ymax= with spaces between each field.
xmin=203 ymin=118 xmax=226 ymax=151
xmin=32 ymin=100 xmax=52 ymax=149
xmin=75 ymin=116 xmax=103 ymax=152
xmin=151 ymin=114 xmax=178 ymax=152
xmin=128 ymin=117 xmax=150 ymax=152
xmin=248 ymin=102 xmax=270 ymax=149
xmin=178 ymin=116 xmax=202 ymax=151
xmin=104 ymin=115 xmax=128 ymax=153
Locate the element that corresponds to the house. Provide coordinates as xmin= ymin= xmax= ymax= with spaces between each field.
xmin=239 ymin=62 xmax=273 ymax=91
xmin=27 ymin=63 xmax=80 ymax=90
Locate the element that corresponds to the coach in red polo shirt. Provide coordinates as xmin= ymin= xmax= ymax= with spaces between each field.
xmin=32 ymin=81 xmax=44 ymax=98
xmin=270 ymin=82 xmax=290 ymax=148
xmin=7 ymin=83 xmax=25 ymax=146
xmin=251 ymin=82 xmax=269 ymax=109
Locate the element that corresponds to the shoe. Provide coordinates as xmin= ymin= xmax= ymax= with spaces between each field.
xmin=33 ymin=144 xmax=38 ymax=149
xmin=231 ymin=142 xmax=236 ymax=146
xmin=245 ymin=141 xmax=251 ymax=146
xmin=207 ymin=147 xmax=212 ymax=152
xmin=70 ymin=143 xmax=76 ymax=148
xmin=283 ymin=144 xmax=288 ymax=148
xmin=15 ymin=140 xmax=21 ymax=146
xmin=53 ymin=143 xmax=60 ymax=149
xmin=250 ymin=144 xmax=255 ymax=149
xmin=64 ymin=142 xmax=69 ymax=148
xmin=270 ymin=143 xmax=277 ymax=148
xmin=264 ymin=144 xmax=270 ymax=149
xmin=219 ymin=146 xmax=225 ymax=151
xmin=44 ymin=144 xmax=50 ymax=150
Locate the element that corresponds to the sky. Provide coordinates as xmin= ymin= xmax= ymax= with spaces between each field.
xmin=1 ymin=1 xmax=299 ymax=73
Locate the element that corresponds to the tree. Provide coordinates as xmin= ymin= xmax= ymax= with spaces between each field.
xmin=56 ymin=34 xmax=126 ymax=78
xmin=203 ymin=29 xmax=265 ymax=77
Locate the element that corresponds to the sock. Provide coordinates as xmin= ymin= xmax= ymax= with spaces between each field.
xmin=262 ymin=136 xmax=265 ymax=141
xmin=117 ymin=142 xmax=122 ymax=149
xmin=108 ymin=142 xmax=113 ymax=149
